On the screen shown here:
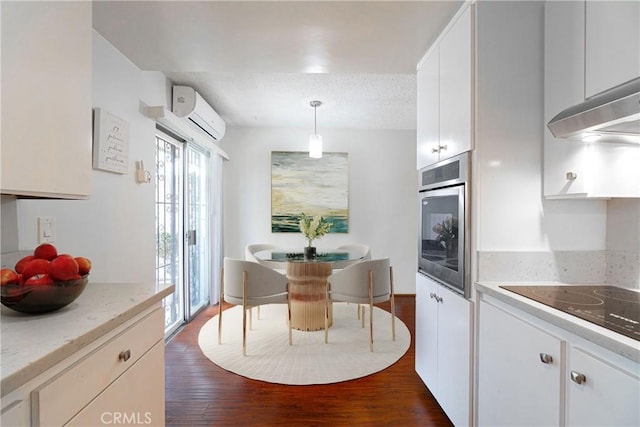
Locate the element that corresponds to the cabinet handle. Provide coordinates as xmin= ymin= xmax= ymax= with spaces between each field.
xmin=436 ymin=296 xmax=443 ymax=303
xmin=566 ymin=172 xmax=577 ymax=180
xmin=432 ymin=147 xmax=440 ymax=153
xmin=430 ymin=292 xmax=437 ymax=299
xmin=539 ymin=353 xmax=553 ymax=364
xmin=439 ymin=144 xmax=448 ymax=151
xmin=570 ymin=370 xmax=586 ymax=385
xmin=119 ymin=349 xmax=131 ymax=362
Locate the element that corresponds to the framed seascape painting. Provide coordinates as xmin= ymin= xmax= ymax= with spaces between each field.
xmin=271 ymin=151 xmax=348 ymax=233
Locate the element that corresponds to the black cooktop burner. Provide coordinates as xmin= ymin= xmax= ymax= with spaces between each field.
xmin=500 ymin=285 xmax=640 ymax=341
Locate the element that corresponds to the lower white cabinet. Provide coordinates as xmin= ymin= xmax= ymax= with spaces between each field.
xmin=0 ymin=305 xmax=165 ymax=426
xmin=477 ymin=294 xmax=640 ymax=427
xmin=415 ymin=273 xmax=473 ymax=426
xmin=567 ymin=346 xmax=640 ymax=427
xmin=477 ymin=300 xmax=563 ymax=426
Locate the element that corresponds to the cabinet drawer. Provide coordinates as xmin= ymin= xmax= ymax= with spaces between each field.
xmin=31 ymin=308 xmax=163 ymax=426
xmin=65 ymin=341 xmax=165 ymax=427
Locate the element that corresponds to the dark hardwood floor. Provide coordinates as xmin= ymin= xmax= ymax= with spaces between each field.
xmin=165 ymin=295 xmax=453 ymax=426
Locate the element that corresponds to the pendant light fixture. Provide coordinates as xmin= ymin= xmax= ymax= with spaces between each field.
xmin=309 ymin=100 xmax=323 ymax=159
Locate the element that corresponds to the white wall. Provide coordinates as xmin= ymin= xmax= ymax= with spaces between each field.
xmin=218 ymin=127 xmax=418 ymax=294
xmin=474 ymin=1 xmax=607 ymax=253
xmin=14 ymin=31 xmax=169 ymax=283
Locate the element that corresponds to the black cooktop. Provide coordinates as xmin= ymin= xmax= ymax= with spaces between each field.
xmin=500 ymin=285 xmax=640 ymax=341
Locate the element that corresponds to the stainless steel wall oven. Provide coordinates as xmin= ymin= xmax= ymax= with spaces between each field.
xmin=418 ymin=152 xmax=471 ymax=297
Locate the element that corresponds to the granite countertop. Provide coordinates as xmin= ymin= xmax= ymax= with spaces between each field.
xmin=475 ymin=281 xmax=640 ymax=363
xmin=0 ymin=282 xmax=174 ymax=397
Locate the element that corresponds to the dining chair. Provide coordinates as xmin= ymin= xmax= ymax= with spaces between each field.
xmin=336 ymin=243 xmax=372 ymax=260
xmin=332 ymin=243 xmax=371 ymax=270
xmin=219 ymin=257 xmax=292 ymax=356
xmin=335 ymin=244 xmax=372 ymax=318
xmin=324 ymin=258 xmax=395 ymax=352
xmin=245 ymin=243 xmax=287 ymax=271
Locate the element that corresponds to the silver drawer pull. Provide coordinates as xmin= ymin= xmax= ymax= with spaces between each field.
xmin=430 ymin=292 xmax=437 ymax=299
xmin=539 ymin=353 xmax=553 ymax=364
xmin=119 ymin=349 xmax=131 ymax=362
xmin=571 ymin=370 xmax=586 ymax=385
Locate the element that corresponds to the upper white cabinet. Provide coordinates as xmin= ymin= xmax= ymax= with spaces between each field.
xmin=1 ymin=1 xmax=92 ymax=198
xmin=415 ymin=273 xmax=473 ymax=426
xmin=416 ymin=5 xmax=473 ymax=169
xmin=543 ymin=0 xmax=640 ymax=199
xmin=585 ymin=1 xmax=640 ymax=98
xmin=416 ymin=51 xmax=440 ymax=168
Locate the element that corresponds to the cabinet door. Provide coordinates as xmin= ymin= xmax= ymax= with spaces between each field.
xmin=416 ymin=51 xmax=441 ymax=169
xmin=438 ymin=5 xmax=472 ymax=161
xmin=585 ymin=1 xmax=640 ymax=98
xmin=415 ymin=273 xmax=439 ymax=393
xmin=543 ymin=0 xmax=588 ymax=197
xmin=566 ymin=346 xmax=640 ymax=427
xmin=65 ymin=341 xmax=165 ymax=427
xmin=1 ymin=1 xmax=92 ymax=198
xmin=0 ymin=400 xmax=27 ymax=427
xmin=478 ymin=300 xmax=563 ymax=427
xmin=436 ymin=285 xmax=472 ymax=427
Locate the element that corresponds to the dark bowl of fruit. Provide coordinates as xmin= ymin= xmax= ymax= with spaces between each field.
xmin=1 ymin=243 xmax=92 ymax=314
xmin=1 ymin=275 xmax=89 ymax=314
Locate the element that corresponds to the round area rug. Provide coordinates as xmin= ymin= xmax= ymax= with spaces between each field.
xmin=198 ymin=302 xmax=411 ymax=385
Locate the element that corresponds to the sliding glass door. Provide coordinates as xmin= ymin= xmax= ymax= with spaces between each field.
xmin=185 ymin=143 xmax=211 ymax=318
xmin=155 ymin=131 xmax=212 ymax=336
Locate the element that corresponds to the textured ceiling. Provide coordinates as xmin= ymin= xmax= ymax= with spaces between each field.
xmin=93 ymin=1 xmax=464 ymax=130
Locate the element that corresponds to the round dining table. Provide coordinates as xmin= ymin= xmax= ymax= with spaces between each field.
xmin=254 ymin=249 xmax=365 ymax=331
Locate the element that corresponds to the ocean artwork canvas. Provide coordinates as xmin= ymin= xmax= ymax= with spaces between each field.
xmin=271 ymin=151 xmax=348 ymax=233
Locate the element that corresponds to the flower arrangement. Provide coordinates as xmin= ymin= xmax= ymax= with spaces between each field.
xmin=432 ymin=216 xmax=458 ymax=244
xmin=298 ymin=212 xmax=332 ymax=248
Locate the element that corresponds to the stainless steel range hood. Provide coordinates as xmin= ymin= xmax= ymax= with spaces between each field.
xmin=547 ymin=77 xmax=640 ymax=144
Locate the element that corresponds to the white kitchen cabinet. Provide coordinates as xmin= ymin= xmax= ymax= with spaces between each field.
xmin=0 ymin=306 xmax=165 ymax=427
xmin=416 ymin=51 xmax=440 ymax=169
xmin=477 ymin=300 xmax=563 ymax=427
xmin=438 ymin=5 xmax=473 ymax=163
xmin=415 ymin=273 xmax=473 ymax=426
xmin=477 ymin=291 xmax=640 ymax=427
xmin=543 ymin=0 xmax=640 ymax=199
xmin=416 ymin=4 xmax=473 ymax=169
xmin=1 ymin=1 xmax=92 ymax=198
xmin=585 ymin=1 xmax=640 ymax=99
xmin=66 ymin=341 xmax=165 ymax=427
xmin=567 ymin=346 xmax=640 ymax=427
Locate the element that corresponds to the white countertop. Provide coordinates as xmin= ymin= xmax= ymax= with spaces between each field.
xmin=0 ymin=282 xmax=174 ymax=397
xmin=475 ymin=281 xmax=640 ymax=363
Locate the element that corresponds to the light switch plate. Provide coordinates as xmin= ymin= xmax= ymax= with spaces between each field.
xmin=37 ymin=217 xmax=56 ymax=243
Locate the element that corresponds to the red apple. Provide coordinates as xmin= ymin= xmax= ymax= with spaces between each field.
xmin=15 ymin=255 xmax=35 ymax=274
xmin=34 ymin=243 xmax=58 ymax=260
xmin=0 ymin=269 xmax=20 ymax=285
xmin=74 ymin=256 xmax=92 ymax=275
xmin=21 ymin=259 xmax=51 ymax=280
xmin=24 ymin=274 xmax=54 ymax=286
xmin=49 ymin=255 xmax=79 ymax=281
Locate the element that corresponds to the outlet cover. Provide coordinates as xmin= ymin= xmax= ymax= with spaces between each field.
xmin=37 ymin=217 xmax=56 ymax=243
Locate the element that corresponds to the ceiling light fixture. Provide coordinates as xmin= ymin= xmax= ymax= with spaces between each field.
xmin=309 ymin=100 xmax=323 ymax=159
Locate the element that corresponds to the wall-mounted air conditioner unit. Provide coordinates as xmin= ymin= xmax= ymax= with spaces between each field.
xmin=172 ymin=85 xmax=226 ymax=141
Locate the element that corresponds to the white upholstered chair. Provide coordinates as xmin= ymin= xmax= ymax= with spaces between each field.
xmin=332 ymin=243 xmax=371 ymax=270
xmin=337 ymin=243 xmax=371 ymax=260
xmin=324 ymin=258 xmax=395 ymax=352
xmin=245 ymin=243 xmax=286 ymax=270
xmin=218 ymin=257 xmax=292 ymax=356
